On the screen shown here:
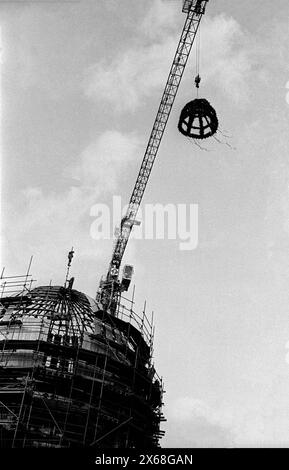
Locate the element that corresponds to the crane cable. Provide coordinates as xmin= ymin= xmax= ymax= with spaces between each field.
xmin=195 ymin=25 xmax=201 ymax=96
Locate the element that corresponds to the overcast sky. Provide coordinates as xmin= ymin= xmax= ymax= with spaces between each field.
xmin=2 ymin=0 xmax=289 ymax=447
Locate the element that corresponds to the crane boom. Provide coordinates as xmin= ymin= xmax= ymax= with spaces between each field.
xmin=98 ymin=0 xmax=209 ymax=312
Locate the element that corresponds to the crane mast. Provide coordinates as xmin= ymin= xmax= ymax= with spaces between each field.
xmin=98 ymin=0 xmax=209 ymax=313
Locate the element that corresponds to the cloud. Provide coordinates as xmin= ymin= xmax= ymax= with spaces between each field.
xmin=200 ymin=15 xmax=253 ymax=104
xmin=82 ymin=0 xmax=180 ymax=113
xmin=83 ymin=10 xmax=257 ymax=112
xmin=3 ymin=130 xmax=141 ymax=288
xmin=83 ymin=36 xmax=176 ymax=113
xmin=165 ymin=396 xmax=235 ymax=447
xmin=68 ymin=130 xmax=141 ymax=192
xmin=139 ymin=0 xmax=178 ymax=40
xmin=165 ymin=382 xmax=289 ymax=448
xmin=2 ymin=2 xmax=104 ymax=99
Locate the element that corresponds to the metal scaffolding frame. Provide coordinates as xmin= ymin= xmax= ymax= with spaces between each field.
xmin=0 ymin=275 xmax=165 ymax=448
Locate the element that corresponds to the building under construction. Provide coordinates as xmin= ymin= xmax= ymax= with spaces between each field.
xmin=0 ymin=272 xmax=164 ymax=448
xmin=0 ymin=0 xmax=212 ymax=449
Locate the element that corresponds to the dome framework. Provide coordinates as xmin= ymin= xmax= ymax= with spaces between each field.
xmin=0 ymin=281 xmax=165 ymax=448
xmin=178 ymin=98 xmax=218 ymax=139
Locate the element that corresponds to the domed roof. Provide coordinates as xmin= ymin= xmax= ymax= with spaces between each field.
xmin=5 ymin=285 xmax=100 ymax=334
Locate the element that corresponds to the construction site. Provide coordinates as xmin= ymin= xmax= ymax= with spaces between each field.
xmin=1 ymin=0 xmax=212 ymax=448
xmin=0 ymin=269 xmax=164 ymax=447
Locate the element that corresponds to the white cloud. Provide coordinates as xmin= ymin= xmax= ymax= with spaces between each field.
xmin=140 ymin=0 xmax=178 ymax=40
xmin=165 ymin=396 xmax=235 ymax=447
xmin=170 ymin=396 xmax=233 ymax=427
xmin=82 ymin=0 xmax=178 ymax=112
xmin=68 ymin=130 xmax=141 ymax=191
xmin=83 ymin=36 xmax=176 ymax=113
xmin=83 ymin=11 xmax=257 ymax=112
xmin=166 ymin=384 xmax=289 ymax=448
xmin=3 ymin=130 xmax=141 ymax=287
xmin=201 ymin=15 xmax=253 ymax=104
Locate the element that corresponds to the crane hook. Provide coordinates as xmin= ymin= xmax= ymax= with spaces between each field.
xmin=195 ymin=74 xmax=201 ymax=89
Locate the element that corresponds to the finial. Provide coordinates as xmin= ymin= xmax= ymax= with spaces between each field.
xmin=65 ymin=247 xmax=75 ymax=288
xmin=68 ymin=248 xmax=74 ymax=267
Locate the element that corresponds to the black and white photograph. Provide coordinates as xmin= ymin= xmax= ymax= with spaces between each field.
xmin=0 ymin=0 xmax=289 ymax=455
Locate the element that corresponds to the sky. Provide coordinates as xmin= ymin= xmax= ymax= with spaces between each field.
xmin=1 ymin=0 xmax=289 ymax=447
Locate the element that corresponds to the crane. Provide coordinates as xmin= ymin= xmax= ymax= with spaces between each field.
xmin=97 ymin=0 xmax=210 ymax=314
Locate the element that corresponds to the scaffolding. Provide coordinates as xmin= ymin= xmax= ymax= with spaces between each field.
xmin=0 ymin=274 xmax=165 ymax=448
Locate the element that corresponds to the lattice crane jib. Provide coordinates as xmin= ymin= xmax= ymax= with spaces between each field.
xmin=98 ymin=0 xmax=210 ymax=313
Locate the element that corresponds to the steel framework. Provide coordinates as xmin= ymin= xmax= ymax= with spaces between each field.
xmin=0 ymin=278 xmax=164 ymax=448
